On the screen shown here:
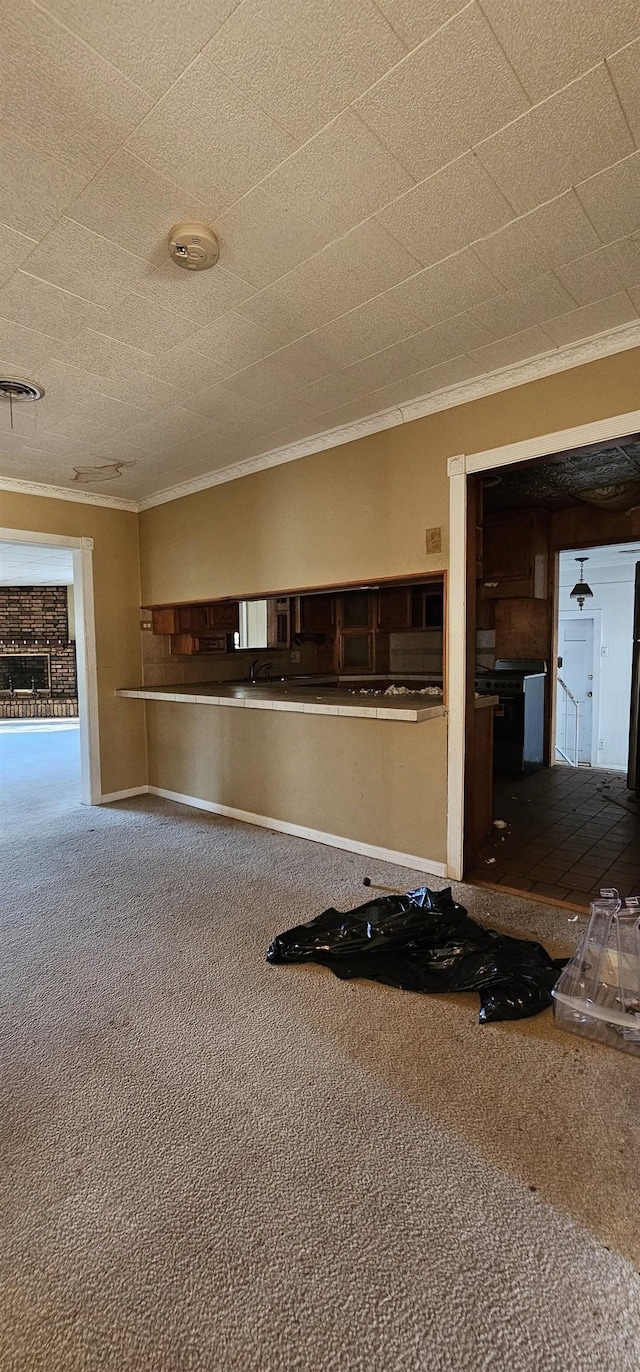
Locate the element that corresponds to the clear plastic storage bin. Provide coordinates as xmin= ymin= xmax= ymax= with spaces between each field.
xmin=552 ymin=890 xmax=640 ymax=1056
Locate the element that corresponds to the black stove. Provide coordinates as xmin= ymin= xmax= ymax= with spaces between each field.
xmin=475 ymin=659 xmax=547 ymax=773
xmin=475 ymin=658 xmax=547 ymax=695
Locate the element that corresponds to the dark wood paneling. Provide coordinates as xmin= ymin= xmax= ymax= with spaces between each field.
xmin=550 ymin=504 xmax=640 ymax=550
xmin=494 ymin=598 xmax=552 ymax=659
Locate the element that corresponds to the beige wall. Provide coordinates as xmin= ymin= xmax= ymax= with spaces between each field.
xmin=0 ymin=491 xmax=146 ymax=796
xmin=139 ymin=347 xmax=640 ymax=606
xmin=146 ymin=702 xmax=448 ymax=864
xmin=137 ymin=345 xmax=640 ymax=865
xmin=5 ymin=345 xmax=638 ymax=845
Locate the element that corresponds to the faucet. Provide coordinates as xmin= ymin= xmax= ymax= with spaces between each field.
xmin=249 ymin=659 xmax=274 ymax=683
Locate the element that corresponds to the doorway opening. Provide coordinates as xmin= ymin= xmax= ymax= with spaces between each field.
xmin=0 ymin=530 xmax=101 ymax=808
xmin=555 ymin=543 xmax=637 ymax=772
xmin=460 ymin=432 xmax=640 ymax=910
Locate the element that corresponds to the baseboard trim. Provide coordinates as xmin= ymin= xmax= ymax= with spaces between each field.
xmin=100 ymin=786 xmax=149 ymax=803
xmin=147 ymin=784 xmax=447 ymax=878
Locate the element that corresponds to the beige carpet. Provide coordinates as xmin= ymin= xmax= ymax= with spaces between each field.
xmin=1 ymin=733 xmax=640 ymax=1371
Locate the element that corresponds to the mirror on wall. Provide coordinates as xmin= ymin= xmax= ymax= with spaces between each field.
xmin=237 ymin=600 xmax=268 ymax=649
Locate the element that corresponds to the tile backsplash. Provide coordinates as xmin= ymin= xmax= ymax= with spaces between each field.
xmin=476 ymin=627 xmax=496 ymax=671
xmin=140 ymin=621 xmax=317 ymax=687
xmin=389 ymin=631 xmax=443 ymax=676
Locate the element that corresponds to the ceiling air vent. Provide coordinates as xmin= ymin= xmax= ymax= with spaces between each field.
xmin=0 ymin=378 xmax=45 ymax=402
xmin=0 ymin=376 xmax=45 ymax=428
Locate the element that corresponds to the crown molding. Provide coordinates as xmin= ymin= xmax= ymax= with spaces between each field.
xmin=4 ymin=320 xmax=640 ymax=515
xmin=137 ymin=321 xmax=640 ymax=511
xmin=137 ymin=407 xmax=403 ymax=510
xmin=0 ymin=475 xmax=138 ymax=512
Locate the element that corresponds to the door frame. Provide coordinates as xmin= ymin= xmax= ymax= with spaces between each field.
xmin=446 ymin=405 xmax=640 ymax=880
xmin=555 ymin=608 xmax=603 ymax=766
xmin=0 ymin=526 xmax=101 ymax=804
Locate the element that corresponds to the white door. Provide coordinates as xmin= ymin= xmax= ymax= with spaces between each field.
xmin=556 ymin=616 xmax=595 ymax=764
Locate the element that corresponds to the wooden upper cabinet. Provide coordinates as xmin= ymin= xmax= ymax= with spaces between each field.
xmin=170 ymin=631 xmax=232 ymax=655
xmin=177 ymin=604 xmax=208 ymax=634
xmin=482 ymin=510 xmax=549 ymax=599
xmin=337 ymin=589 xmax=371 ymax=630
xmin=296 ymin=593 xmax=335 ymax=634
xmin=205 ymin=602 xmax=239 ymax=633
xmin=376 ymin=586 xmax=412 ymax=631
xmin=267 ymin=597 xmax=291 ymax=649
xmin=151 ymin=607 xmax=178 ymax=635
xmin=152 ymin=600 xmax=239 ymax=642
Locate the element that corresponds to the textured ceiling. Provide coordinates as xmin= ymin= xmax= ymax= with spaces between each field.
xmin=3 ymin=0 xmax=640 ymax=503
xmin=0 ymin=541 xmax=73 ymax=585
xmin=483 ymin=436 xmax=640 ymax=510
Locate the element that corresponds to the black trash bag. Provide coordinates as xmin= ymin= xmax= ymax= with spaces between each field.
xmin=267 ymin=885 xmax=565 ymax=1024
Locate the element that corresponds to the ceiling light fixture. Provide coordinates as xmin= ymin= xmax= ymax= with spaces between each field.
xmin=168 ymin=221 xmax=219 ymax=271
xmin=0 ymin=377 xmax=45 ymax=430
xmin=569 ymin=556 xmax=594 ymax=611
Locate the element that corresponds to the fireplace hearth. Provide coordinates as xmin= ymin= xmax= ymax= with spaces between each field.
xmin=0 ymin=653 xmax=50 ymax=693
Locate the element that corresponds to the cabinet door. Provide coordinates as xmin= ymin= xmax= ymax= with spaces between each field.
xmin=198 ymin=633 xmax=232 ymax=653
xmin=339 ymin=633 xmax=373 ymax=671
xmin=170 ymin=631 xmax=231 ymax=655
xmin=299 ymin=594 xmax=335 ymax=633
xmin=339 ymin=589 xmax=371 ymax=629
xmin=206 ymin=602 xmax=239 ymax=632
xmin=482 ymin=511 xmax=548 ymax=599
xmin=483 ymin=513 xmax=533 ymax=582
xmin=177 ymin=604 xmax=208 ymax=634
xmin=152 ymin=607 xmax=178 ymax=635
xmin=376 ymin=586 xmax=412 ymax=631
xmin=170 ymin=633 xmax=200 ymax=655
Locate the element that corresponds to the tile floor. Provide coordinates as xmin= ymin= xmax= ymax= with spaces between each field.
xmin=468 ymin=765 xmax=640 ymax=909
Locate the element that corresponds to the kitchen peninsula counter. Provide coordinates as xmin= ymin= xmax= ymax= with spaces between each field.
xmin=117 ymin=679 xmax=448 ymax=722
xmin=118 ymin=682 xmax=497 ymax=870
xmin=118 ymin=680 xmax=498 ymax=722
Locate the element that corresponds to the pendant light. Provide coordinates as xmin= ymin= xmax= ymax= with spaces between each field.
xmin=570 ymin=556 xmax=593 ymax=611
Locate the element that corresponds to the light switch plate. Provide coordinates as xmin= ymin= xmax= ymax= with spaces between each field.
xmin=426 ymin=527 xmax=442 ymax=554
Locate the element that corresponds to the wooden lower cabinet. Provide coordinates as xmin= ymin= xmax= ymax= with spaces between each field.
xmin=465 ymin=704 xmax=495 ymax=865
xmin=338 ymin=632 xmax=373 ymax=672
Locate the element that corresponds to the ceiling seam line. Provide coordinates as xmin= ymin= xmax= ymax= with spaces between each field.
xmin=26 ymin=0 xmax=160 ymax=99
xmin=366 ymin=0 xmax=411 ymax=49
xmin=475 ymin=0 xmax=537 ymax=106
xmin=604 ymin=56 xmax=639 ymax=152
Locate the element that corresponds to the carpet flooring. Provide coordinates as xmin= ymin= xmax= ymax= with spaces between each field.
xmin=1 ymin=728 xmax=640 ymax=1371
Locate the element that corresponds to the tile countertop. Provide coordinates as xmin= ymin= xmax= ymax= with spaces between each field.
xmin=117 ymin=680 xmax=499 ymax=723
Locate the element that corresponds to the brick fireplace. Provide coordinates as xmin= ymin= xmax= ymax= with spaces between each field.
xmin=0 ymin=586 xmax=78 ymax=719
